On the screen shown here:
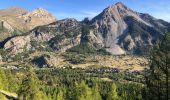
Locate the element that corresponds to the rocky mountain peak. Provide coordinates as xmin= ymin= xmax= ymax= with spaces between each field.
xmin=30 ymin=8 xmax=53 ymax=18
xmin=115 ymin=2 xmax=127 ymax=9
xmin=104 ymin=2 xmax=136 ymax=17
xmin=33 ymin=8 xmax=48 ymax=13
xmin=17 ymin=7 xmax=56 ymax=29
xmin=93 ymin=2 xmax=131 ymax=21
xmin=87 ymin=2 xmax=170 ymax=55
xmin=104 ymin=2 xmax=128 ymax=11
xmin=35 ymin=7 xmax=47 ymax=11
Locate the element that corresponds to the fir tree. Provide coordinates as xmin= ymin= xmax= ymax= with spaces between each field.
xmin=91 ymin=83 xmax=102 ymax=100
xmin=18 ymin=67 xmax=45 ymax=100
xmin=75 ymin=81 xmax=92 ymax=100
xmin=0 ymin=68 xmax=7 ymax=90
xmin=145 ymin=33 xmax=170 ymax=100
xmin=107 ymin=83 xmax=119 ymax=100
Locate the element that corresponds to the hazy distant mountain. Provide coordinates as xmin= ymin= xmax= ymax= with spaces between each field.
xmin=0 ymin=7 xmax=56 ymax=41
xmin=3 ymin=2 xmax=170 ymax=55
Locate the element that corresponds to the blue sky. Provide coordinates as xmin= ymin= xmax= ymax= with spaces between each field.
xmin=0 ymin=0 xmax=170 ymax=22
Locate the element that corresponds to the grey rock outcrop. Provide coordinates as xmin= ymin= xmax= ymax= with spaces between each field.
xmin=4 ymin=18 xmax=82 ymax=54
xmin=48 ymin=19 xmax=82 ymax=52
xmin=4 ymin=36 xmax=31 ymax=54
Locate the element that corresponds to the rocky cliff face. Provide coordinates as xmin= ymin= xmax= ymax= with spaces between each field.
xmin=3 ymin=2 xmax=170 ymax=55
xmin=48 ymin=19 xmax=82 ymax=52
xmin=86 ymin=2 xmax=170 ymax=55
xmin=4 ymin=18 xmax=82 ymax=54
xmin=4 ymin=36 xmax=31 ymax=54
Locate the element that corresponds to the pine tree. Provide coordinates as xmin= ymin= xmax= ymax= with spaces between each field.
xmin=107 ymin=83 xmax=119 ymax=100
xmin=18 ymin=67 xmax=45 ymax=100
xmin=75 ymin=81 xmax=92 ymax=100
xmin=145 ymin=33 xmax=170 ymax=100
xmin=121 ymin=91 xmax=128 ymax=100
xmin=5 ymin=70 xmax=19 ymax=92
xmin=56 ymin=89 xmax=65 ymax=100
xmin=0 ymin=68 xmax=7 ymax=90
xmin=91 ymin=83 xmax=102 ymax=100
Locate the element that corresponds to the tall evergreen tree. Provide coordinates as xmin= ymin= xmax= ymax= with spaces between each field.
xmin=107 ymin=83 xmax=119 ymax=100
xmin=0 ymin=68 xmax=8 ymax=100
xmin=5 ymin=70 xmax=19 ymax=92
xmin=56 ymin=88 xmax=65 ymax=100
xmin=121 ymin=91 xmax=128 ymax=100
xmin=18 ymin=67 xmax=45 ymax=100
xmin=145 ymin=33 xmax=170 ymax=100
xmin=91 ymin=83 xmax=102 ymax=100
xmin=75 ymin=81 xmax=92 ymax=100
xmin=0 ymin=68 xmax=7 ymax=90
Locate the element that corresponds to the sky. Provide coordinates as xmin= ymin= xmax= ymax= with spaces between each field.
xmin=0 ymin=0 xmax=170 ymax=22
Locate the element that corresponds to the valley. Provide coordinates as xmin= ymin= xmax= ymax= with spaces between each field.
xmin=0 ymin=50 xmax=148 ymax=71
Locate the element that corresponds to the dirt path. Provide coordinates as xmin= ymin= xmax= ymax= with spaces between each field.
xmin=0 ymin=89 xmax=18 ymax=99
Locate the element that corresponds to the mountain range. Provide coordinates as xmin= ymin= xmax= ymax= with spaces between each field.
xmin=1 ymin=2 xmax=170 ymax=55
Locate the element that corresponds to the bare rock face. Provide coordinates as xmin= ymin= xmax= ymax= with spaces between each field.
xmin=3 ymin=25 xmax=56 ymax=54
xmin=51 ymin=34 xmax=81 ymax=52
xmin=4 ymin=18 xmax=82 ymax=54
xmin=88 ymin=2 xmax=129 ymax=55
xmin=122 ymin=35 xmax=136 ymax=51
xmin=28 ymin=27 xmax=55 ymax=42
xmin=88 ymin=2 xmax=150 ymax=55
xmin=48 ymin=19 xmax=82 ymax=52
xmin=87 ymin=2 xmax=170 ymax=55
xmin=4 ymin=36 xmax=31 ymax=54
